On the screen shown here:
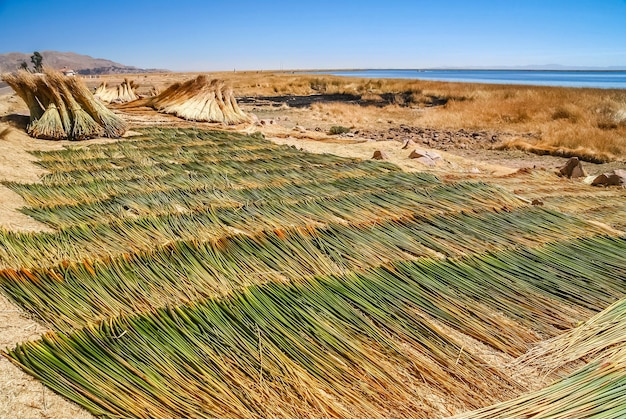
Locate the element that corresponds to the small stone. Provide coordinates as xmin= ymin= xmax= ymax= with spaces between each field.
xmin=409 ymin=149 xmax=426 ymax=159
xmin=531 ymin=199 xmax=544 ymax=206
xmin=591 ymin=169 xmax=626 ymax=186
xmin=372 ymin=150 xmax=388 ymax=160
xmin=558 ymin=157 xmax=585 ymax=179
xmin=401 ymin=138 xmax=415 ymax=149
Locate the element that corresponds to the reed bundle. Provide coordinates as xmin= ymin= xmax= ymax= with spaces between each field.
xmin=147 ymin=75 xmax=250 ymax=124
xmin=1 ymin=68 xmax=126 ymax=140
xmin=94 ymin=79 xmax=139 ymax=103
xmin=514 ymin=296 xmax=626 ymax=375
xmin=452 ymin=346 xmax=626 ymax=419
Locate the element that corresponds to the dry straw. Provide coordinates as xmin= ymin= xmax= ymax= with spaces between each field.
xmin=94 ymin=79 xmax=139 ymax=103
xmin=147 ymin=75 xmax=250 ymax=124
xmin=1 ymin=67 xmax=126 ymax=140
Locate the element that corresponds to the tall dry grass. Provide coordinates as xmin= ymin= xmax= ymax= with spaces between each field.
xmin=94 ymin=71 xmax=626 ymax=161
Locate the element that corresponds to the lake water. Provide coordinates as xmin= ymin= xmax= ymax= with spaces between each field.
xmin=311 ymin=69 xmax=626 ymax=89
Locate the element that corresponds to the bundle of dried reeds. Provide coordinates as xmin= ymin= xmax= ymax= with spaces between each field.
xmin=1 ymin=68 xmax=127 ymax=140
xmin=147 ymin=75 xmax=250 ymax=124
xmin=94 ymin=79 xmax=139 ymax=103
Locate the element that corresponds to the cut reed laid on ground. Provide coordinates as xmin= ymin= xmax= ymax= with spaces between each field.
xmin=1 ymin=127 xmax=625 ymax=418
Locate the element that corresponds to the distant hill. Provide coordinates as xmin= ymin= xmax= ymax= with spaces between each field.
xmin=0 ymin=51 xmax=168 ymax=75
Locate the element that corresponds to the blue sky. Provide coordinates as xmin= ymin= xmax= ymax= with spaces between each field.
xmin=1 ymin=0 xmax=625 ymax=71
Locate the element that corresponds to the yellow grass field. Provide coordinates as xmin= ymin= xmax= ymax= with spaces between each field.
xmin=102 ymin=71 xmax=626 ymax=162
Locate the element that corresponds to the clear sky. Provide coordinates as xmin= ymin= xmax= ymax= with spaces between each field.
xmin=1 ymin=0 xmax=625 ymax=71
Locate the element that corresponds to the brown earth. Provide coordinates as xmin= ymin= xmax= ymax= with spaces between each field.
xmin=0 ymin=73 xmax=624 ymax=418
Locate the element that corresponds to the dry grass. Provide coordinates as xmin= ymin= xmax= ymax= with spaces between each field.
xmin=75 ymin=71 xmax=626 ymax=160
xmin=175 ymin=71 xmax=626 ymax=162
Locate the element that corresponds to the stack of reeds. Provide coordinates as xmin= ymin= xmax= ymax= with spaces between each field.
xmin=1 ymin=68 xmax=126 ymax=140
xmin=514 ymin=296 xmax=626 ymax=374
xmin=147 ymin=75 xmax=250 ymax=124
xmin=453 ymin=346 xmax=626 ymax=418
xmin=93 ymin=79 xmax=139 ymax=103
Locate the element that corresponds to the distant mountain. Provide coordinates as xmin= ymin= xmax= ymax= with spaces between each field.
xmin=0 ymin=51 xmax=168 ymax=74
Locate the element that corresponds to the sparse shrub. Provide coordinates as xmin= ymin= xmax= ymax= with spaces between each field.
xmin=501 ymin=110 xmax=530 ymax=124
xmin=595 ymin=103 xmax=625 ymax=130
xmin=552 ymin=106 xmax=579 ymax=122
xmin=310 ymin=78 xmax=328 ymax=93
xmin=360 ymin=92 xmax=384 ymax=102
xmin=328 ymin=125 xmax=350 ymax=135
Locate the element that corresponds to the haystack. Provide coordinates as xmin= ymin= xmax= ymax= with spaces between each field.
xmin=147 ymin=75 xmax=250 ymax=124
xmin=94 ymin=79 xmax=139 ymax=103
xmin=1 ymin=68 xmax=126 ymax=140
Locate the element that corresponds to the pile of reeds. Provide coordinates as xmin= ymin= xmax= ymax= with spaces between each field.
xmin=453 ymin=346 xmax=626 ymax=418
xmin=2 ymin=128 xmax=626 ymax=418
xmin=4 ymin=235 xmax=626 ymax=418
xmin=93 ymin=78 xmax=138 ymax=103
xmin=1 ymin=68 xmax=126 ymax=140
xmin=147 ymin=75 xmax=250 ymax=124
xmin=514 ymin=296 xmax=626 ymax=375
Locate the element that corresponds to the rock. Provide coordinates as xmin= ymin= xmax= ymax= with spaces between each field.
xmin=558 ymin=157 xmax=585 ymax=179
xmin=372 ymin=150 xmax=388 ymax=160
xmin=401 ymin=138 xmax=415 ymax=149
xmin=294 ymin=125 xmax=307 ymax=133
xmin=408 ymin=150 xmax=437 ymax=166
xmin=415 ymin=156 xmax=436 ymax=166
xmin=531 ymin=199 xmax=544 ymax=206
xmin=469 ymin=167 xmax=481 ymax=174
xmin=591 ymin=169 xmax=626 ymax=186
xmin=408 ymin=149 xmax=441 ymax=161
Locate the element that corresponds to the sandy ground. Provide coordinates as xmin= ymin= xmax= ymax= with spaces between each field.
xmin=0 ymin=83 xmax=624 ymax=418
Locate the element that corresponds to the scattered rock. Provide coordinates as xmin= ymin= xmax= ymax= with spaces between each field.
xmin=401 ymin=138 xmax=415 ymax=149
xmin=558 ymin=157 xmax=585 ymax=179
xmin=372 ymin=150 xmax=388 ymax=160
xmin=531 ymin=199 xmax=544 ymax=206
xmin=469 ymin=167 xmax=481 ymax=174
xmin=591 ymin=169 xmax=626 ymax=187
xmin=408 ymin=149 xmax=442 ymax=161
xmin=408 ymin=150 xmax=437 ymax=166
xmin=293 ymin=125 xmax=307 ymax=133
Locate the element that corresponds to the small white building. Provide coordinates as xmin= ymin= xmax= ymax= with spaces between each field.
xmin=60 ymin=67 xmax=75 ymax=77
